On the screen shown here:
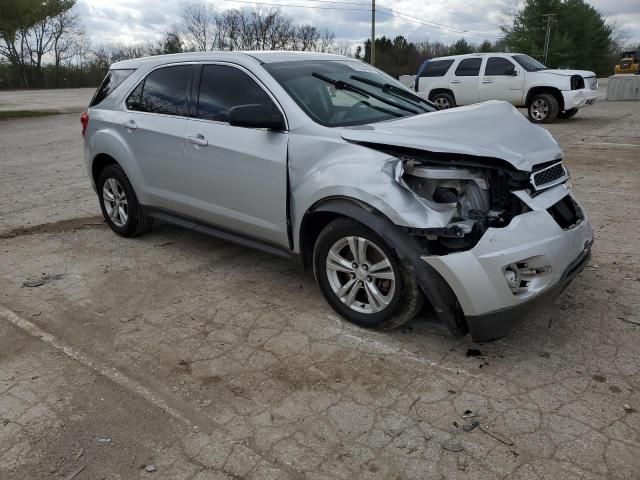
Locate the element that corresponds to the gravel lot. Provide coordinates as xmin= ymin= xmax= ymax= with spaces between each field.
xmin=0 ymin=87 xmax=639 ymax=479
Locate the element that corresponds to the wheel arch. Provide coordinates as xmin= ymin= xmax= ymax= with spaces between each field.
xmin=92 ymin=153 xmax=120 ymax=187
xmin=526 ymin=86 xmax=564 ymax=111
xmin=428 ymin=88 xmax=456 ymax=103
xmin=299 ymin=196 xmax=468 ymax=336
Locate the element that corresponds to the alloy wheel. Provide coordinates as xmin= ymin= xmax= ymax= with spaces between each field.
xmin=102 ymin=178 xmax=128 ymax=227
xmin=531 ymin=98 xmax=549 ymax=121
xmin=434 ymin=97 xmax=450 ymax=109
xmin=325 ymin=236 xmax=396 ymax=314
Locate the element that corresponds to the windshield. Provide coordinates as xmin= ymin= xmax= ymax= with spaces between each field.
xmin=512 ymin=54 xmax=547 ymax=72
xmin=264 ymin=60 xmax=436 ymax=127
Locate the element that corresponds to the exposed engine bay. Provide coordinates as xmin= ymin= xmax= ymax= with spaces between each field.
xmin=398 ymin=156 xmax=568 ymax=254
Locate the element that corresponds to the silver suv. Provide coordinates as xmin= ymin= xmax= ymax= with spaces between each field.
xmin=82 ymin=51 xmax=593 ymax=341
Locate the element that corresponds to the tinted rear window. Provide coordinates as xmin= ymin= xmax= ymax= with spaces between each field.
xmin=127 ymin=65 xmax=192 ymax=116
xmin=455 ymin=58 xmax=482 ymax=76
xmin=89 ymin=69 xmax=135 ymax=107
xmin=419 ymin=60 xmax=454 ymax=77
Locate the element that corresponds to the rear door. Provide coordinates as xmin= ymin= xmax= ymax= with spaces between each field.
xmin=117 ymin=64 xmax=194 ymax=212
xmin=449 ymin=57 xmax=483 ymax=105
xmin=182 ymin=63 xmax=289 ymax=246
xmin=478 ymin=56 xmax=525 ymax=105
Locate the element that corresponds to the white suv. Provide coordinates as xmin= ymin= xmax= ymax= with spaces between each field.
xmin=415 ymin=53 xmax=598 ymax=123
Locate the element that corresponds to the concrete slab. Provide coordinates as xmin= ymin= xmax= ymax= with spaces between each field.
xmin=605 ymin=75 xmax=640 ymax=101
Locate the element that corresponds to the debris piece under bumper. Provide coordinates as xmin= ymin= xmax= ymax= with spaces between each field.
xmin=422 ymin=208 xmax=594 ymax=341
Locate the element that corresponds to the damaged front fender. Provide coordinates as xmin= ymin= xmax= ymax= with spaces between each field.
xmin=289 ymin=133 xmax=458 ymax=253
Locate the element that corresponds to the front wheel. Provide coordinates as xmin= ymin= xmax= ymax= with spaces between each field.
xmin=528 ymin=93 xmax=559 ymax=123
xmin=313 ymin=218 xmax=424 ymax=330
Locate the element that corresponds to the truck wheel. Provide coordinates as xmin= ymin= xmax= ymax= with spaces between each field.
xmin=558 ymin=108 xmax=579 ymax=119
xmin=313 ymin=218 xmax=424 ymax=330
xmin=431 ymin=92 xmax=456 ymax=109
xmin=528 ymin=93 xmax=559 ymax=123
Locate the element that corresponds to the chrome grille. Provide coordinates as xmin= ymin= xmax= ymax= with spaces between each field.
xmin=531 ymin=162 xmax=569 ymax=190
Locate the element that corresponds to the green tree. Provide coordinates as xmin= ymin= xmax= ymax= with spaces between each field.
xmin=0 ymin=0 xmax=76 ymax=87
xmin=450 ymin=38 xmax=474 ymax=55
xmin=479 ymin=40 xmax=493 ymax=52
xmin=162 ymin=32 xmax=183 ymax=54
xmin=503 ymin=0 xmax=615 ymax=75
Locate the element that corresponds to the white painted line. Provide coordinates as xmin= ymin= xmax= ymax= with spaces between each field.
xmin=0 ymin=304 xmax=192 ymax=426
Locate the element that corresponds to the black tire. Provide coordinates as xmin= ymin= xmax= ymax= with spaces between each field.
xmin=431 ymin=92 xmax=456 ymax=110
xmin=558 ymin=108 xmax=579 ymax=119
xmin=313 ymin=218 xmax=424 ymax=330
xmin=527 ymin=93 xmax=559 ymax=123
xmin=97 ymin=164 xmax=152 ymax=237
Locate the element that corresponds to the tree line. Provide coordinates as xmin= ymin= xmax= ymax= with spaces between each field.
xmin=0 ymin=0 xmax=633 ymax=90
xmin=359 ymin=37 xmax=509 ymax=78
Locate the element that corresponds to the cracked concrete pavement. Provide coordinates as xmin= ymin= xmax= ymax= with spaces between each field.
xmin=0 ymin=89 xmax=639 ymax=479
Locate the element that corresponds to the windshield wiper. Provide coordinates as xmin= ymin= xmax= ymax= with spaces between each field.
xmin=349 ymin=75 xmax=433 ymax=112
xmin=312 ymin=72 xmax=420 ymax=115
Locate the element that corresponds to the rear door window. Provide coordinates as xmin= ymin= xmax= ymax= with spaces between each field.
xmin=89 ymin=69 xmax=135 ymax=107
xmin=419 ymin=59 xmax=454 ymax=77
xmin=485 ymin=57 xmax=516 ymax=76
xmin=127 ymin=65 xmax=192 ymax=116
xmin=454 ymin=58 xmax=482 ymax=76
xmin=196 ymin=64 xmax=278 ymax=123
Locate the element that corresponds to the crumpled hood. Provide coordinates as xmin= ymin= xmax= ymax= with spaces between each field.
xmin=543 ymin=68 xmax=596 ymax=77
xmin=340 ymin=101 xmax=563 ymax=172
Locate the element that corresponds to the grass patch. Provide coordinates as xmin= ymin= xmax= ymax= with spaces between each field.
xmin=0 ymin=110 xmax=60 ymax=120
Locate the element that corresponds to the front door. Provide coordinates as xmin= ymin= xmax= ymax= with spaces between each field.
xmin=182 ymin=63 xmax=289 ymax=246
xmin=478 ymin=56 xmax=525 ymax=105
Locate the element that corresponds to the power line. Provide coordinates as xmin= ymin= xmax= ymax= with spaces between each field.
xmin=378 ymin=9 xmax=503 ymax=39
xmin=223 ymin=0 xmax=371 ymax=11
xmin=222 ymin=0 xmax=502 ymax=40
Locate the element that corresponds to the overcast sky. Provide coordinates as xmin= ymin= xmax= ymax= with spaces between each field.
xmin=77 ymin=0 xmax=640 ymax=47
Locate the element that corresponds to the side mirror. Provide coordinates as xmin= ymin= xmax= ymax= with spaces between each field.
xmin=507 ymin=66 xmax=518 ymax=76
xmin=228 ymin=104 xmax=285 ymax=130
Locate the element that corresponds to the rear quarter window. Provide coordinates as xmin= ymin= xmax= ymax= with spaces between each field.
xmin=419 ymin=59 xmax=455 ymax=78
xmin=89 ymin=69 xmax=135 ymax=107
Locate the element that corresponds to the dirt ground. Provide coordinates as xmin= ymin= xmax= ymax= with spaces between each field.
xmin=0 ymin=87 xmax=639 ymax=480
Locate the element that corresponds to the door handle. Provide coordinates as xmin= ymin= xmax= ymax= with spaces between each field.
xmin=482 ymin=79 xmax=493 ymax=84
xmin=187 ymin=134 xmax=208 ymax=146
xmin=450 ymin=79 xmax=461 ymax=84
xmin=122 ymin=120 xmax=137 ymax=130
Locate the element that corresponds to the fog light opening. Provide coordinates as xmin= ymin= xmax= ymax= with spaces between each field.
xmin=503 ymin=259 xmax=552 ymax=296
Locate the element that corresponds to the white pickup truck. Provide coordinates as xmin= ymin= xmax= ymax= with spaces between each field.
xmin=415 ymin=53 xmax=598 ymax=123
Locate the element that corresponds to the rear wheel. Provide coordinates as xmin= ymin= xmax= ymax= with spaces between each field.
xmin=313 ymin=218 xmax=424 ymax=330
xmin=431 ymin=92 xmax=456 ymax=109
xmin=528 ymin=93 xmax=559 ymax=123
xmin=98 ymin=164 xmax=152 ymax=237
xmin=558 ymin=108 xmax=579 ymax=119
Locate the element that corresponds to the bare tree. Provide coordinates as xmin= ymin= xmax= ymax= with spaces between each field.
xmin=181 ymin=1 xmax=215 ymax=51
xmin=52 ymin=11 xmax=84 ymax=68
xmin=177 ymin=4 xmax=337 ymax=54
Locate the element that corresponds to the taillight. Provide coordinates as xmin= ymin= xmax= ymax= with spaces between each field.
xmin=80 ymin=111 xmax=89 ymax=137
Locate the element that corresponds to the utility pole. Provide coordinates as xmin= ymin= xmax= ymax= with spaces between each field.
xmin=371 ymin=0 xmax=376 ymax=66
xmin=542 ymin=13 xmax=557 ymax=65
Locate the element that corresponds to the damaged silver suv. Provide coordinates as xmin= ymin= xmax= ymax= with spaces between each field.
xmin=82 ymin=52 xmax=593 ymax=341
